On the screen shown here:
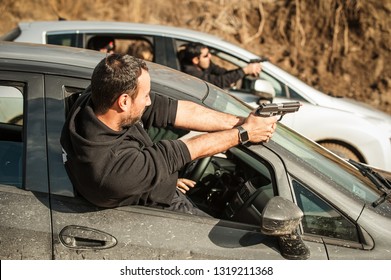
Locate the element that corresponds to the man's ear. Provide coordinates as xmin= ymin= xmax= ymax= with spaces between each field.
xmin=192 ymin=56 xmax=200 ymax=65
xmin=117 ymin=93 xmax=130 ymax=112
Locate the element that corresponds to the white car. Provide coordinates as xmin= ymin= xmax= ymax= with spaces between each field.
xmin=2 ymin=20 xmax=391 ymax=171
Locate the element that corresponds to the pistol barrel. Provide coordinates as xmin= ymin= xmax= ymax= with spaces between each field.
xmin=255 ymin=101 xmax=301 ymax=118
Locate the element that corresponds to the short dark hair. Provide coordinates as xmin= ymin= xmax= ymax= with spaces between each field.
xmin=87 ymin=36 xmax=116 ymax=51
xmin=91 ymin=54 xmax=148 ymax=114
xmin=181 ymin=42 xmax=208 ymax=65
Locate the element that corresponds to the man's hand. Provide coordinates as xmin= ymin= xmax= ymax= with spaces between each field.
xmin=242 ymin=114 xmax=278 ymax=143
xmin=176 ymin=178 xmax=196 ymax=194
xmin=242 ymin=62 xmax=262 ymax=76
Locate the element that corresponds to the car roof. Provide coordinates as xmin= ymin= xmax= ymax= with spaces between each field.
xmin=0 ymin=41 xmax=209 ymax=100
xmin=15 ymin=21 xmax=260 ymax=60
xmin=0 ymin=40 xmax=102 ymax=69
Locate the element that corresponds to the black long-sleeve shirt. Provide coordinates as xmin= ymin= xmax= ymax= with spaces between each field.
xmin=60 ymin=88 xmax=191 ymax=208
xmin=181 ymin=62 xmax=245 ymax=89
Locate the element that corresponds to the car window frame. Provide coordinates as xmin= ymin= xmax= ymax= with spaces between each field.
xmin=45 ymin=74 xmax=91 ymax=197
xmin=0 ymin=70 xmax=49 ymax=193
xmin=0 ymin=83 xmax=24 ymax=188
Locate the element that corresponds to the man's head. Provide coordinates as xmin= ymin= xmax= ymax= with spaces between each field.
xmin=181 ymin=42 xmax=211 ymax=70
xmin=91 ymin=54 xmax=151 ymax=129
xmin=87 ymin=36 xmax=116 ymax=53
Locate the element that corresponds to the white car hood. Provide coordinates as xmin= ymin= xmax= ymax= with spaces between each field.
xmin=319 ymin=95 xmax=391 ymax=123
xmin=263 ymin=61 xmax=391 ymax=122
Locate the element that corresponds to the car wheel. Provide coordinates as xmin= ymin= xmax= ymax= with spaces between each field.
xmin=320 ymin=142 xmax=360 ymax=162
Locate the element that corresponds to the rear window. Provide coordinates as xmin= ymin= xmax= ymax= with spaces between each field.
xmin=47 ymin=33 xmax=81 ymax=47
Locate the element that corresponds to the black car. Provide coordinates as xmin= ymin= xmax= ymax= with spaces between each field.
xmin=1 ymin=42 xmax=391 ymax=260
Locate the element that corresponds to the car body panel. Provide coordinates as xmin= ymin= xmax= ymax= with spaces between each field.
xmin=51 ymin=195 xmax=286 ymax=260
xmin=0 ymin=186 xmax=52 ymax=259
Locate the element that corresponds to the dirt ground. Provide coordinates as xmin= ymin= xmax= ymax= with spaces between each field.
xmin=1 ymin=0 xmax=390 ymax=114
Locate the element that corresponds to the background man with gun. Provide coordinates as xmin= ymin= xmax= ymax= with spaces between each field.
xmin=87 ymin=36 xmax=116 ymax=54
xmin=180 ymin=42 xmax=262 ymax=89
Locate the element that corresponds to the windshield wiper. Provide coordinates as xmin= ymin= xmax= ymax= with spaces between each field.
xmin=348 ymin=159 xmax=391 ymax=207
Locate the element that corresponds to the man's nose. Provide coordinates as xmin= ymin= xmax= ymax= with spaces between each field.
xmin=146 ymin=96 xmax=152 ymax=106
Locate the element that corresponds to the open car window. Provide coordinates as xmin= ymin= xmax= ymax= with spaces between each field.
xmin=179 ymin=145 xmax=276 ymax=226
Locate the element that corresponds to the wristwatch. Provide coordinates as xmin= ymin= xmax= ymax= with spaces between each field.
xmin=236 ymin=126 xmax=249 ymax=144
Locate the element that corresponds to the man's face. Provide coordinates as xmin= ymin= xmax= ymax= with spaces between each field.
xmin=121 ymin=69 xmax=151 ymax=128
xmin=197 ymin=47 xmax=211 ymax=70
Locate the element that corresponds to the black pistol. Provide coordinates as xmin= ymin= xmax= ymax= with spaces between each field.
xmin=255 ymin=101 xmax=301 ymax=121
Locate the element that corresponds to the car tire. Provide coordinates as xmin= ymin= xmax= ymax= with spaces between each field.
xmin=320 ymin=142 xmax=360 ymax=162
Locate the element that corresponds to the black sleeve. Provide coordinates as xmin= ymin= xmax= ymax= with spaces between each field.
xmin=181 ymin=63 xmax=245 ymax=89
xmin=142 ymin=92 xmax=178 ymax=129
xmin=203 ymin=62 xmax=245 ymax=88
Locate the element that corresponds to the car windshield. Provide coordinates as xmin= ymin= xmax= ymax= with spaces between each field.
xmin=203 ymin=87 xmax=386 ymax=207
xmin=273 ymin=125 xmax=385 ymax=205
xmin=203 ymin=83 xmax=251 ymax=117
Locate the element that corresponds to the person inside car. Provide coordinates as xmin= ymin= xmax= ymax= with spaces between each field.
xmin=87 ymin=36 xmax=116 ymax=54
xmin=179 ymin=42 xmax=261 ymax=89
xmin=60 ymin=54 xmax=277 ymax=216
xmin=127 ymin=40 xmax=154 ymax=61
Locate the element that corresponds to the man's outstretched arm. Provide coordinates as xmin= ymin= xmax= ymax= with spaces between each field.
xmin=174 ymin=100 xmax=245 ymax=132
xmin=175 ymin=100 xmax=278 ymax=161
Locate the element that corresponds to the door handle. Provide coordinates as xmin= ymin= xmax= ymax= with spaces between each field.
xmin=59 ymin=225 xmax=117 ymax=250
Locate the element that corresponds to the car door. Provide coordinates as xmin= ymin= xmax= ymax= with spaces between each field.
xmin=44 ymin=74 xmax=285 ymax=259
xmin=0 ymin=71 xmax=52 ymax=259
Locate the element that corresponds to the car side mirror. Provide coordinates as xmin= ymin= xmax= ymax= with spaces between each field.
xmin=252 ymin=79 xmax=276 ymax=103
xmin=261 ymin=196 xmax=310 ymax=260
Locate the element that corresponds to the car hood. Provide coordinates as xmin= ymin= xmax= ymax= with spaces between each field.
xmin=261 ymin=62 xmax=391 ymax=123
xmin=318 ymin=95 xmax=391 ymax=122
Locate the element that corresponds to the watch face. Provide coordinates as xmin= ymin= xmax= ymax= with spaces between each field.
xmin=238 ymin=126 xmax=249 ymax=143
xmin=241 ymin=131 xmax=249 ymax=142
